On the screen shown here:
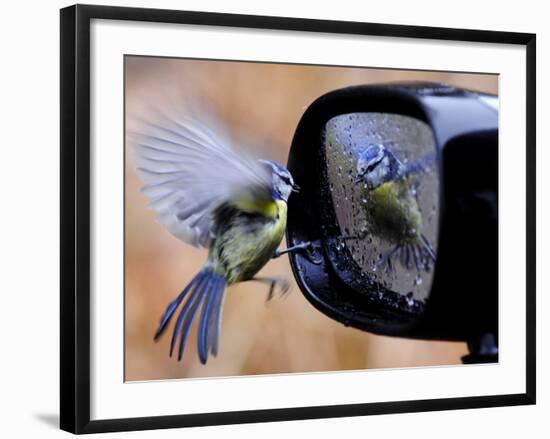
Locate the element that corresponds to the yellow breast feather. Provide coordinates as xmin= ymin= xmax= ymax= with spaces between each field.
xmin=234 ymin=196 xmax=281 ymax=219
xmin=272 ymin=199 xmax=288 ymax=237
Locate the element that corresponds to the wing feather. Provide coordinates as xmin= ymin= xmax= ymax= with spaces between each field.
xmin=132 ymin=105 xmax=273 ymax=248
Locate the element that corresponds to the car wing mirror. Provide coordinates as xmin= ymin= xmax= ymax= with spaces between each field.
xmin=286 ymin=83 xmax=498 ymax=363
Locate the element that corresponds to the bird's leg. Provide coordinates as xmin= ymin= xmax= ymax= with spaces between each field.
xmin=273 ymin=241 xmax=323 ymax=265
xmin=272 ymin=241 xmax=312 ymax=259
xmin=248 ymin=276 xmax=291 ymax=301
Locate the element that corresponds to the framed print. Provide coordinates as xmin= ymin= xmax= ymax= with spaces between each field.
xmin=60 ymin=4 xmax=536 ymax=434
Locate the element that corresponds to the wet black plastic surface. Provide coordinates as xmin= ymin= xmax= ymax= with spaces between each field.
xmin=286 ymin=83 xmax=498 ymax=341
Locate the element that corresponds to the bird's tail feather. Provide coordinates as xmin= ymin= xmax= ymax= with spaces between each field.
xmin=419 ymin=234 xmax=436 ymax=262
xmin=153 ymin=268 xmax=227 ymax=364
xmin=380 ymin=235 xmax=436 ymax=272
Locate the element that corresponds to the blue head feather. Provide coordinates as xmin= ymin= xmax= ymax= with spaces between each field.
xmin=258 ymin=159 xmax=296 ymax=202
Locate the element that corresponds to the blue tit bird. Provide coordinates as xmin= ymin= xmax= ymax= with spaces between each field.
xmin=133 ymin=107 xmax=307 ymax=364
xmin=354 ymin=143 xmax=436 ymax=271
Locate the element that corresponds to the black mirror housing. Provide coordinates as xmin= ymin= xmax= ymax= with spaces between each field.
xmin=286 ymin=83 xmax=498 ymax=348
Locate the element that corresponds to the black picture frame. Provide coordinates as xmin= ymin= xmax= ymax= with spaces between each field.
xmin=60 ymin=4 xmax=536 ymax=434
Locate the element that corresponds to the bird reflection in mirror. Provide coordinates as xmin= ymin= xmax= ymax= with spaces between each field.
xmin=350 ymin=142 xmax=437 ymax=272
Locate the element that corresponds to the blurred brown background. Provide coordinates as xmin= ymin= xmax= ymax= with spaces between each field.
xmin=125 ymin=56 xmax=497 ymax=382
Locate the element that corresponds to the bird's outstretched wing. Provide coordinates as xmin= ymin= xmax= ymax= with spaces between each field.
xmin=132 ymin=107 xmax=273 ymax=248
xmin=401 ymin=150 xmax=436 ymax=179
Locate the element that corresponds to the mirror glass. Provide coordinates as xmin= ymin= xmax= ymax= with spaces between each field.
xmin=324 ymin=113 xmax=440 ymax=302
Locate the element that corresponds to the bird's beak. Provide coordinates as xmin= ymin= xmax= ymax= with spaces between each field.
xmin=292 ymin=183 xmax=300 ymax=193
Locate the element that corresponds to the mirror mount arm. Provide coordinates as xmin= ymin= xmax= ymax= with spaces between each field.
xmin=461 ymin=333 xmax=499 ymax=364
